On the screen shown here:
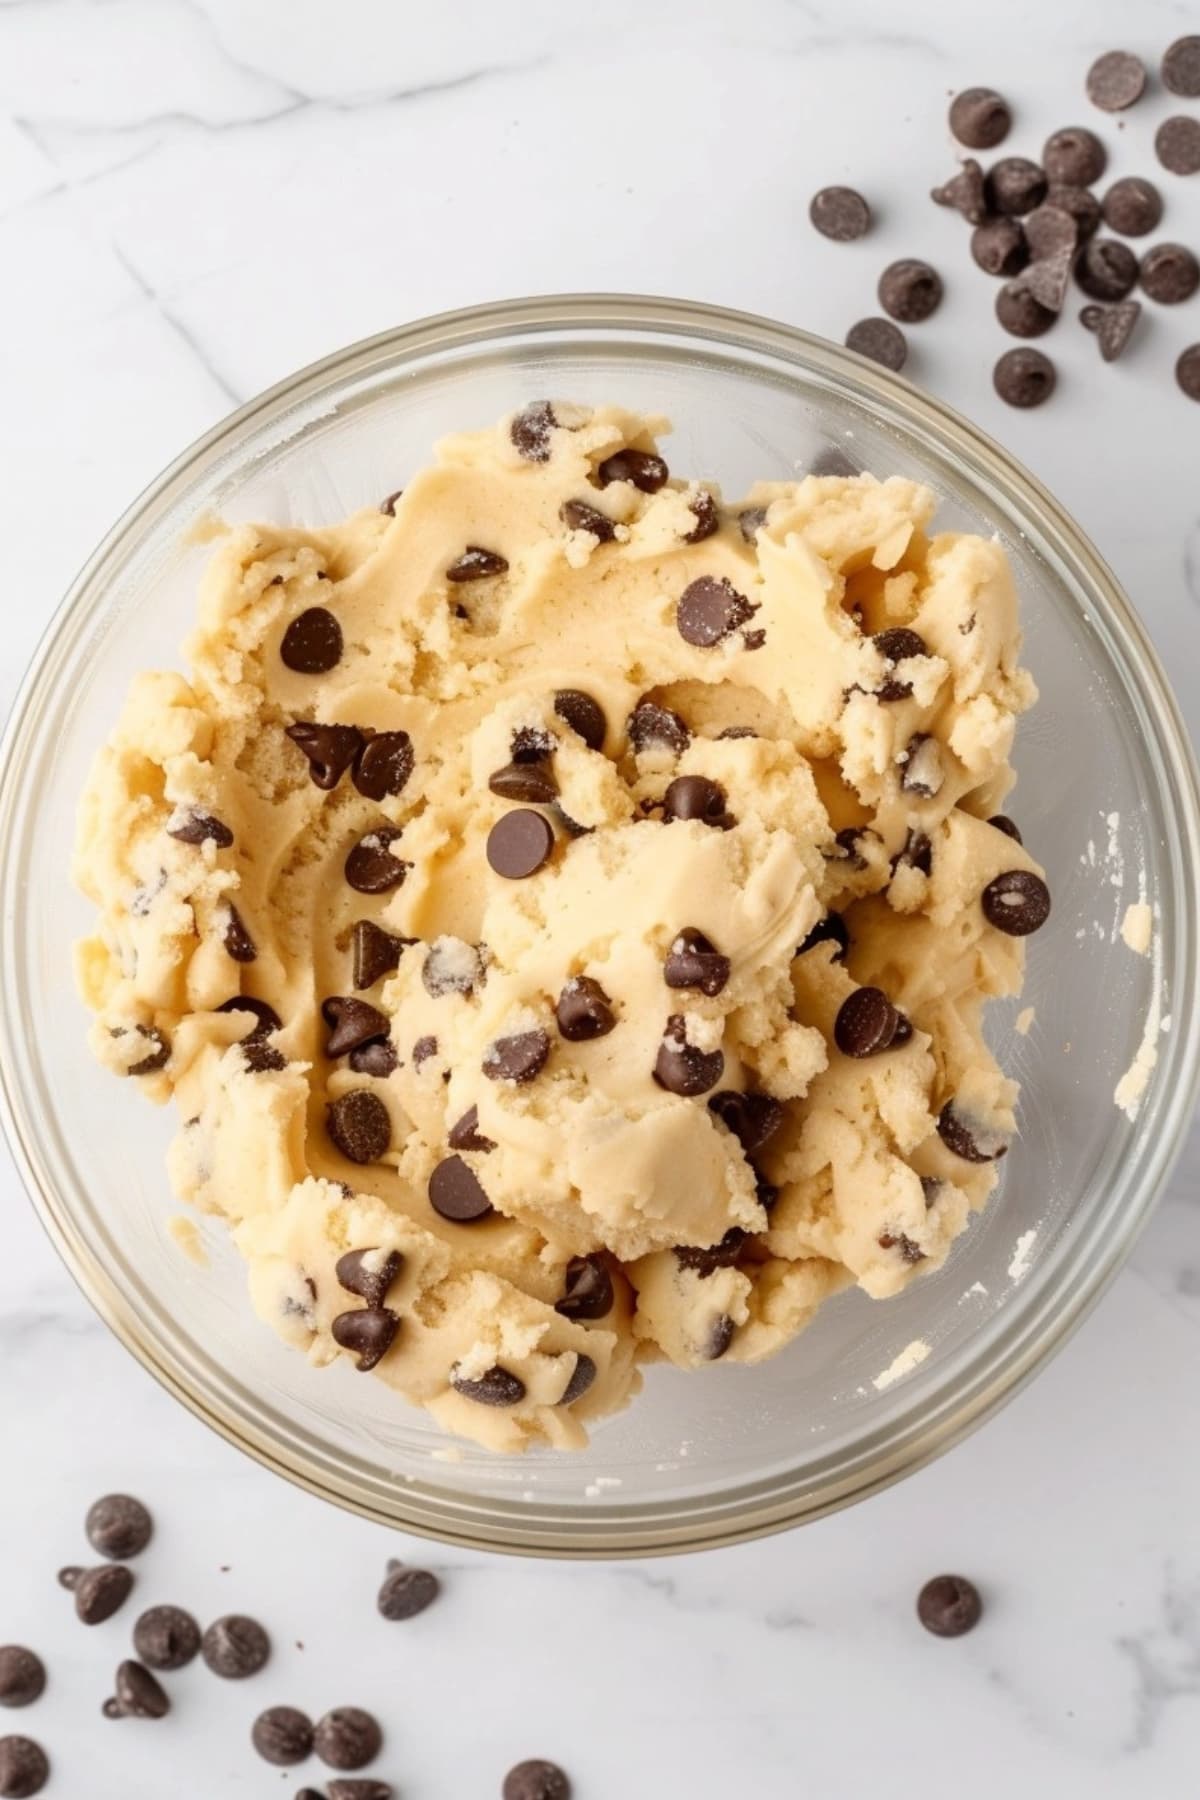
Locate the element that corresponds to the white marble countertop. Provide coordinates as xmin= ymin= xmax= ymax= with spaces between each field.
xmin=2 ymin=1 xmax=1200 ymax=1794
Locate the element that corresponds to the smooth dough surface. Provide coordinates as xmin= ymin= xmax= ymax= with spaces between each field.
xmin=74 ymin=403 xmax=1043 ymax=1452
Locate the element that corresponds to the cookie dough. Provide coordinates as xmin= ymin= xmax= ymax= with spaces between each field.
xmin=74 ymin=402 xmax=1048 ymax=1452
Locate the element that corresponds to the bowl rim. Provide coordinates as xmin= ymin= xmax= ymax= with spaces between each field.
xmin=2 ymin=291 xmax=1198 ymax=1557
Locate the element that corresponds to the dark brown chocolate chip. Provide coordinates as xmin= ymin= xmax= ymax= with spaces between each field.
xmin=1076 ymin=236 xmax=1139 ymax=301
xmin=345 ymin=826 xmax=409 ymax=894
xmin=559 ymin=1354 xmax=597 ymax=1406
xmin=561 ymin=499 xmax=618 ymax=542
xmin=429 ymin=1155 xmax=494 ymax=1223
xmin=677 ymin=575 xmax=756 ymax=647
xmin=809 ymin=184 xmax=872 ymax=240
xmin=353 ymin=731 xmax=415 ymax=801
xmin=1022 ymin=204 xmax=1079 ymax=261
xmin=1177 ymin=344 xmax=1200 ymax=400
xmin=102 ymin=1660 xmax=169 ymax=1720
xmin=930 ymin=159 xmax=987 ymax=225
xmin=797 ymin=912 xmax=849 ymax=960
xmin=336 ymin=1247 xmax=402 ymax=1309
xmin=1163 ymin=35 xmax=1200 ymax=97
xmin=555 ymin=976 xmax=616 ymax=1041
xmin=890 ymin=1013 xmax=914 ymax=1046
xmin=1086 ymin=50 xmax=1146 ymax=112
xmin=73 ymin=1564 xmax=134 ymax=1626
xmin=554 ymin=689 xmax=606 ymax=751
xmin=981 ymin=869 xmax=1051 ymax=935
xmin=653 ymin=1014 xmax=725 ymax=1097
xmin=1080 ymin=299 xmax=1141 ymax=359
xmin=707 ymin=1090 xmax=784 ymax=1158
xmin=830 ymin=825 xmax=872 ymax=870
xmin=56 ymin=1568 xmax=81 ymax=1590
xmin=488 ymin=759 xmax=559 ymax=804
xmin=511 ymin=401 xmax=556 ymax=462
xmin=380 ymin=489 xmax=403 ymax=516
xmin=1102 ymin=176 xmax=1162 ymax=237
xmin=704 ymin=1314 xmax=736 ymax=1361
xmin=167 ymin=807 xmax=233 ymax=848
xmin=985 ymin=157 xmax=1047 ymax=217
xmin=222 ymin=903 xmax=256 ymax=963
xmin=937 ymin=1101 xmax=1009 ymax=1163
xmin=627 ymin=698 xmax=690 ymax=757
xmin=1009 ymin=246 xmax=1073 ymax=314
xmin=0 ymin=1653 xmax=43 ymax=1711
xmin=872 ymin=627 xmax=927 ymax=700
xmin=252 ymin=1705 xmax=314 ymax=1765
xmin=281 ymin=606 xmax=343 ymax=674
xmin=446 ymin=546 xmax=508 ymax=582
xmin=448 ymin=1105 xmax=496 ymax=1152
xmin=995 ymin=281 xmax=1056 ymax=338
xmin=878 ymin=259 xmax=943 ymax=323
xmin=132 ymin=1605 xmax=200 ymax=1672
xmin=662 ymin=774 xmax=734 ymax=829
xmin=596 ymin=448 xmax=669 ymax=491
xmin=682 ymin=489 xmax=720 ymax=543
xmin=1045 ymin=182 xmax=1102 ymax=240
xmin=412 ymin=1034 xmax=438 ymax=1067
xmin=326 ymin=1090 xmax=391 ymax=1164
xmin=125 ymin=1026 xmax=171 ymax=1077
xmin=892 ymin=828 xmax=932 ymax=877
xmin=378 ymin=1562 xmax=440 ymax=1621
xmin=331 ymin=1307 xmax=398 ymax=1372
xmin=845 ymin=317 xmax=908 ymax=372
xmin=835 ymin=986 xmax=901 ymax=1057
xmin=737 ymin=506 xmax=768 ymax=543
xmin=1140 ymin=243 xmax=1199 ymax=304
xmin=348 ymin=1035 xmax=396 ymax=1076
xmin=970 ymin=217 xmax=1028 ymax=277
xmin=503 ymin=1760 xmax=571 ymax=1800
xmin=917 ymin=1574 xmax=983 ymax=1637
xmin=286 ymin=721 xmax=365 ymax=790
xmin=323 ymin=996 xmax=391 ymax=1059
xmin=241 ymin=1038 xmax=288 ymax=1073
xmin=900 ymin=733 xmax=943 ymax=798
xmin=486 ymin=809 xmax=555 ymax=879
xmin=878 ymin=1229 xmax=925 ymax=1263
xmin=0 ymin=1736 xmax=48 ymax=1799
xmin=664 ymin=927 xmax=731 ymax=997
xmin=988 ymin=814 xmax=1022 ymax=843
xmin=994 ymin=347 xmax=1057 ymax=408
xmin=328 ymin=1784 xmax=393 ymax=1800
xmin=1042 ymin=126 xmax=1106 ymax=186
xmin=483 ymin=1030 xmax=549 ymax=1087
xmin=949 ymin=87 xmax=1011 ymax=149
xmin=202 ymin=1614 xmax=270 ymax=1679
xmin=675 ymin=1228 xmax=747 ymax=1278
xmin=353 ymin=920 xmax=407 ymax=989
xmin=450 ymin=1365 xmax=526 ymax=1407
xmin=87 ymin=1493 xmax=152 ymax=1560
xmin=314 ymin=1706 xmax=382 ymax=1771
xmin=555 ymin=1255 xmax=614 ymax=1321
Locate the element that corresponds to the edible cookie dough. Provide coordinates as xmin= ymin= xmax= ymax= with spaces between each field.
xmin=74 ymin=402 xmax=1049 ymax=1452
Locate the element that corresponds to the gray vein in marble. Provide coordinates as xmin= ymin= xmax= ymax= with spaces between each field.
xmin=1117 ymin=1568 xmax=1200 ymax=1752
xmin=109 ymin=244 xmax=241 ymax=406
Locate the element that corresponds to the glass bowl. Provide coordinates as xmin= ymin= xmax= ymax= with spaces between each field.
xmin=1 ymin=296 xmax=1197 ymax=1558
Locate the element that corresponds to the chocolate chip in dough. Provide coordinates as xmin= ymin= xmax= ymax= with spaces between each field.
xmin=985 ymin=156 xmax=1047 ymax=217
xmin=664 ymin=927 xmax=731 ymax=997
xmin=446 ymin=546 xmax=508 ymax=582
xmin=917 ymin=1574 xmax=983 ymax=1637
xmin=166 ymin=807 xmax=233 ymax=849
xmin=483 ymin=1029 xmax=551 ymax=1084
xmin=845 ymin=317 xmax=908 ymax=372
xmin=450 ymin=1365 xmax=526 ymax=1407
xmin=510 ymin=401 xmax=556 ymax=462
xmin=286 ymin=721 xmax=365 ymax=790
xmin=930 ymin=159 xmax=987 ymax=225
xmin=981 ymin=869 xmax=1051 ymax=935
xmin=221 ymin=904 xmax=256 ymax=963
xmin=995 ymin=281 xmax=1056 ymax=338
xmin=560 ymin=499 xmax=618 ymax=542
xmin=627 ymin=698 xmax=690 ymax=757
xmin=704 ymin=1314 xmax=736 ymax=1360
xmin=103 ymin=1660 xmax=169 ymax=1720
xmin=448 ymin=1105 xmax=496 ymax=1153
xmin=327 ymin=1090 xmax=391 ymax=1164
xmin=596 ymin=447 xmax=669 ymax=491
xmin=503 ymin=1759 xmax=571 ymax=1800
xmin=220 ymin=994 xmax=281 ymax=1044
xmin=707 ymin=1089 xmax=784 ymax=1158
xmin=378 ymin=1561 xmax=440 ymax=1621
xmin=336 ymin=1248 xmax=402 ymax=1309
xmin=1139 ymin=243 xmax=1200 ymax=304
xmin=653 ymin=1015 xmax=725 ymax=1097
xmin=893 ymin=826 xmax=932 ymax=876
xmin=988 ymin=814 xmax=1022 ymax=843
xmin=352 ymin=920 xmax=408 ymax=990
xmin=682 ymin=489 xmax=720 ymax=543
xmin=0 ymin=1653 xmax=43 ymax=1711
xmin=878 ymin=1229 xmax=925 ymax=1263
xmin=132 ymin=1606 xmax=200 ymax=1672
xmin=412 ymin=1034 xmax=438 ymax=1068
xmin=379 ymin=489 xmax=403 ymax=516
xmin=1155 ymin=116 xmax=1200 ymax=177
xmin=900 ymin=733 xmax=944 ymax=798
xmin=796 ymin=912 xmax=849 ymax=960
xmin=353 ymin=731 xmax=414 ymax=801
xmin=349 ymin=1042 xmax=396 ymax=1082
xmin=830 ymin=825 xmax=873 ymax=869
xmin=123 ymin=1026 xmax=171 ymax=1077
xmin=555 ymin=1254 xmax=614 ymax=1321
xmin=87 ymin=1493 xmax=152 ymax=1560
xmin=322 ymin=996 xmax=391 ymax=1059
xmin=970 ymin=217 xmax=1028 ymax=278
xmin=1101 ymin=176 xmax=1162 ymax=237
xmin=1022 ymin=204 xmax=1080 ymax=262
xmin=834 ymin=987 xmax=901 ymax=1057
xmin=486 ymin=809 xmax=555 ymax=879
xmin=73 ymin=1564 xmax=134 ymax=1626
xmin=1042 ymin=126 xmax=1106 ymax=186
xmin=872 ymin=627 xmax=927 ymax=700
xmin=1163 ymin=35 xmax=1200 ymax=97
xmin=737 ymin=506 xmax=768 ymax=542
xmin=331 ymin=1306 xmax=398 ymax=1372
xmin=345 ymin=826 xmax=409 ymax=895
xmin=429 ymin=1155 xmax=494 ymax=1223
xmin=488 ymin=758 xmax=559 ymax=804
xmin=994 ymin=347 xmax=1057 ymax=407
xmin=1176 ymin=344 xmax=1200 ymax=400
xmin=676 ymin=575 xmax=756 ymax=647
xmin=809 ymin=184 xmax=872 ymax=240
xmin=559 ymin=1353 xmax=597 ymax=1406
xmin=878 ymin=259 xmax=943 ymax=323
xmin=662 ymin=774 xmax=734 ymax=829
xmin=555 ymin=976 xmax=616 ymax=1041
xmin=201 ymin=1614 xmax=270 ymax=1679
xmin=1080 ymin=299 xmax=1142 ymax=359
xmin=1086 ymin=50 xmax=1146 ymax=112
xmin=674 ymin=1228 xmax=747 ymax=1278
xmin=949 ymin=87 xmax=1011 ymax=149
xmin=252 ymin=1705 xmax=314 ymax=1765
xmin=554 ymin=688 xmax=606 ymax=751
xmin=280 ymin=607 xmax=343 ymax=674
xmin=937 ymin=1101 xmax=1009 ymax=1163
xmin=1045 ymin=182 xmax=1102 ymax=240
xmin=0 ymin=1736 xmax=48 ymax=1798
xmin=314 ymin=1707 xmax=383 ymax=1771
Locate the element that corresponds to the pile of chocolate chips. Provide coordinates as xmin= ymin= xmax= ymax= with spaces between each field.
xmin=810 ymin=35 xmax=1200 ymax=405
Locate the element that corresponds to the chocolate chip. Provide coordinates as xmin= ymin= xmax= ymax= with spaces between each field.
xmin=596 ymin=448 xmax=669 ymax=491
xmin=201 ymin=1614 xmax=270 ymax=1678
xmin=981 ymin=868 xmax=1051 ymax=935
xmin=502 ymin=1760 xmax=571 ymax=1800
xmin=429 ymin=1155 xmax=494 ymax=1223
xmin=412 ymin=1034 xmax=438 ymax=1067
xmin=219 ymin=903 xmax=256 ymax=963
xmin=937 ymin=1101 xmax=1009 ymax=1163
xmin=380 ymin=489 xmax=403 ymax=516
xmin=627 ymin=698 xmax=690 ymax=757
xmin=900 ymin=733 xmax=943 ymax=798
xmin=1080 ymin=298 xmax=1141 ymax=359
xmin=336 ymin=1248 xmax=402 ymax=1309
xmin=56 ymin=1568 xmax=81 ymax=1590
xmin=930 ymin=159 xmax=987 ymax=224
xmin=988 ymin=814 xmax=1022 ymax=843
xmin=331 ymin=1305 xmax=398 ymax=1372
xmin=561 ymin=499 xmax=618 ymax=542
xmin=104 ymin=1659 xmax=169 ymax=1720
xmin=1086 ymin=49 xmax=1146 ymax=112
xmin=809 ymin=184 xmax=872 ymax=240
xmin=352 ymin=731 xmax=414 ymax=801
xmin=994 ymin=347 xmax=1057 ymax=408
xmin=835 ymin=987 xmax=901 ymax=1057
xmin=486 ymin=809 xmax=555 ymax=879
xmin=448 ymin=1105 xmax=496 ymax=1152
xmin=446 ymin=546 xmax=508 ymax=582
xmin=890 ymin=1013 xmax=914 ymax=1046
xmin=327 ymin=1090 xmax=391 ymax=1163
xmin=0 ymin=1736 xmax=48 ymax=1797
xmin=1177 ymin=344 xmax=1200 ymax=400
xmin=1076 ymin=236 xmax=1139 ymax=301
xmin=985 ymin=157 xmax=1047 ymax=217
xmin=917 ymin=1574 xmax=983 ymax=1637
xmin=995 ymin=281 xmax=1056 ymax=338
xmin=554 ymin=689 xmax=606 ymax=751
xmin=556 ymin=975 xmax=617 ymax=1043
xmin=1045 ymin=182 xmax=1102 ymax=240
xmin=893 ymin=828 xmax=933 ymax=877
xmin=1010 ymin=246 xmax=1073 ymax=314
xmin=830 ymin=825 xmax=872 ymax=869
xmin=707 ymin=1090 xmax=784 ymax=1158
xmin=949 ymin=87 xmax=1011 ymax=149
xmin=345 ymin=826 xmax=409 ymax=894
xmin=242 ymin=1038 xmax=288 ymax=1073
xmin=378 ymin=1562 xmax=440 ymax=1620
xmin=1042 ymin=126 xmax=1106 ymax=186
xmin=73 ymin=1564 xmax=134 ymax=1625
xmin=1022 ymin=204 xmax=1080 ymax=261
xmin=676 ymin=575 xmax=756 ymax=648
xmin=1101 ymin=176 xmax=1162 ymax=237
xmin=664 ymin=927 xmax=731 ymax=997
xmin=124 ymin=1026 xmax=170 ymax=1077
xmin=328 ymin=1784 xmax=393 ymax=1800
xmin=797 ymin=912 xmax=849 ymax=960
xmin=653 ymin=1015 xmax=725 ymax=1097
xmin=450 ymin=1365 xmax=526 ymax=1406
xmin=682 ymin=489 xmax=720 ymax=543
xmin=352 ymin=920 xmax=407 ymax=990
xmin=286 ymin=721 xmax=365 ymax=789
xmin=674 ymin=1228 xmax=747 ymax=1278
xmin=323 ymin=996 xmax=390 ymax=1060
xmin=556 ymin=1255 xmax=614 ymax=1321
xmin=0 ymin=1653 xmax=43 ymax=1711
xmin=1140 ymin=243 xmax=1200 ymax=304
xmin=970 ymin=217 xmax=1028 ymax=278
xmin=252 ymin=1706 xmax=313 ymax=1765
xmin=489 ymin=759 xmax=559 ymax=804
xmin=511 ymin=401 xmax=557 ymax=461
xmin=737 ymin=506 xmax=768 ymax=543
xmin=704 ymin=1314 xmax=736 ymax=1360
xmin=661 ymin=774 xmax=734 ymax=829
xmin=347 ymin=1039 xmax=394 ymax=1079
xmin=878 ymin=259 xmax=943 ymax=323
xmin=845 ymin=317 xmax=908 ymax=372
xmin=872 ymin=627 xmax=927 ymax=700
xmin=1163 ymin=34 xmax=1200 ymax=97
xmin=132 ymin=1606 xmax=200 ymax=1671
xmin=878 ymin=1229 xmax=925 ymax=1264
xmin=167 ymin=807 xmax=233 ymax=848
xmin=556 ymin=1353 xmax=595 ymax=1406
xmin=87 ymin=1493 xmax=152 ymax=1560
xmin=314 ymin=1707 xmax=382 ymax=1771
xmin=281 ymin=606 xmax=342 ymax=674
xmin=483 ymin=1028 xmax=550 ymax=1084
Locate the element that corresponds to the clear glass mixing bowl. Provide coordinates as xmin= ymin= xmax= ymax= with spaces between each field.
xmin=1 ymin=297 xmax=1196 ymax=1557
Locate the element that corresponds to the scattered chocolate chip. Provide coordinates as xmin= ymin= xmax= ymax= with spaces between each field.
xmin=1080 ymin=298 xmax=1141 ymax=358
xmin=314 ymin=1707 xmax=382 ymax=1771
xmin=930 ymin=158 xmax=987 ymax=224
xmin=1157 ymin=114 xmax=1200 ymax=178
xmin=970 ymin=217 xmax=1028 ymax=277
xmin=448 ymin=1105 xmax=496 ymax=1153
xmin=132 ymin=1605 xmax=200 ymax=1671
xmin=0 ymin=1653 xmax=43 ymax=1711
xmin=446 ymin=546 xmax=508 ymax=582
xmin=345 ymin=827 xmax=409 ymax=895
xmin=664 ymin=927 xmax=731 ymax=996
xmin=809 ymin=184 xmax=872 ymax=241
xmin=377 ymin=1561 xmax=440 ymax=1621
xmin=845 ymin=317 xmax=908 ymax=372
xmin=252 ymin=1705 xmax=313 ymax=1765
xmin=511 ymin=401 xmax=556 ymax=462
xmin=797 ymin=912 xmax=849 ymax=960
xmin=336 ymin=1248 xmax=402 ymax=1310
xmin=1042 ymin=125 xmax=1106 ymax=186
xmin=682 ymin=489 xmax=720 ymax=543
xmin=0 ymin=1736 xmax=48 ymax=1798
xmin=707 ymin=1090 xmax=784 ymax=1158
xmin=981 ymin=868 xmax=1051 ymax=934
xmin=201 ymin=1614 xmax=270 ymax=1679
xmin=985 ymin=156 xmax=1047 ymax=217
xmin=900 ymin=733 xmax=944 ymax=798
xmin=555 ymin=975 xmax=616 ymax=1042
xmin=327 ymin=1090 xmax=391 ymax=1164
xmin=1177 ymin=343 xmax=1200 ymax=400
xmin=86 ymin=1493 xmax=152 ymax=1560
xmin=486 ymin=809 xmax=555 ymax=879
xmin=554 ymin=689 xmax=606 ymax=751
xmin=1045 ymin=182 xmax=1102 ymax=240
xmin=1077 ymin=236 xmax=1139 ymax=300
xmin=124 ymin=1026 xmax=170 ymax=1077
xmin=167 ymin=807 xmax=233 ymax=848
xmin=483 ymin=1028 xmax=551 ymax=1084
xmin=104 ymin=1659 xmax=169 ymax=1720
xmin=994 ymin=347 xmax=1057 ymax=407
xmin=286 ymin=721 xmax=365 ymax=790
xmin=995 ymin=281 xmax=1056 ymax=338
xmin=1022 ymin=203 xmax=1079 ymax=261
xmin=353 ymin=920 xmax=407 ymax=990
xmin=450 ymin=1365 xmax=526 ymax=1407
xmin=73 ymin=1564 xmax=134 ymax=1626
xmin=328 ymin=1784 xmax=393 ymax=1800
xmin=737 ymin=506 xmax=768 ymax=542
xmin=323 ymin=996 xmax=391 ymax=1059
xmin=704 ymin=1314 xmax=736 ymax=1360
xmin=429 ymin=1155 xmax=494 ymax=1223
xmin=1102 ymin=176 xmax=1162 ymax=237
xmin=56 ymin=1568 xmax=81 ymax=1590
xmin=596 ymin=447 xmax=669 ymax=491
xmin=878 ymin=259 xmax=943 ymax=323
xmin=653 ymin=1015 xmax=725 ymax=1097
xmin=380 ymin=489 xmax=403 ymax=516
xmin=556 ymin=1254 xmax=614 ymax=1321
xmin=559 ymin=1353 xmax=597 ymax=1405
xmin=488 ymin=758 xmax=559 ymax=804
xmin=676 ymin=575 xmax=756 ymax=648
xmin=917 ymin=1574 xmax=983 ymax=1637
xmin=1140 ymin=243 xmax=1200 ymax=304
xmin=662 ymin=774 xmax=734 ymax=829
xmin=503 ymin=1759 xmax=571 ymax=1800
xmin=412 ymin=1034 xmax=438 ymax=1067
xmin=560 ymin=499 xmax=618 ymax=542
xmin=988 ymin=814 xmax=1023 ymax=843
xmin=352 ymin=731 xmax=414 ymax=801
xmin=949 ymin=87 xmax=1011 ymax=149
xmin=1011 ymin=245 xmax=1074 ymax=313
xmin=937 ymin=1102 xmax=1009 ymax=1163
xmin=627 ymin=698 xmax=690 ymax=757
xmin=1163 ymin=34 xmax=1200 ymax=97
xmin=281 ymin=607 xmax=342 ymax=674
xmin=835 ymin=987 xmax=902 ymax=1058
xmin=872 ymin=627 xmax=927 ymax=700
xmin=1086 ymin=49 xmax=1146 ymax=112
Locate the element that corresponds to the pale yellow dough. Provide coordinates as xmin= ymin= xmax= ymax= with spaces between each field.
xmin=73 ymin=403 xmax=1042 ymax=1452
